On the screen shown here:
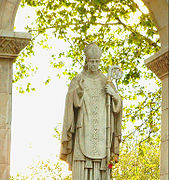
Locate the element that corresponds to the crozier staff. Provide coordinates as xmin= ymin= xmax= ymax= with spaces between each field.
xmin=106 ymin=65 xmax=123 ymax=179
xmin=60 ymin=43 xmax=122 ymax=180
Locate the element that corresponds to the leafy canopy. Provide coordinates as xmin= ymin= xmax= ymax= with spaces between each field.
xmin=16 ymin=0 xmax=160 ymax=85
xmin=10 ymin=142 xmax=159 ymax=179
xmin=14 ymin=0 xmax=161 ymax=175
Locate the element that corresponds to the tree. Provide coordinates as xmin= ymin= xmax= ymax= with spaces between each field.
xmin=10 ymin=141 xmax=160 ymax=179
xmin=10 ymin=157 xmax=71 ymax=180
xmin=13 ymin=0 xmax=161 ymax=177
xmin=15 ymin=0 xmax=160 ymax=86
xmin=111 ymin=141 xmax=160 ymax=179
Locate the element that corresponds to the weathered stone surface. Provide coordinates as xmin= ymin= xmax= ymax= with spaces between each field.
xmin=60 ymin=43 xmax=122 ymax=180
xmin=160 ymin=75 xmax=169 ymax=180
xmin=160 ymin=173 xmax=169 ymax=180
xmin=0 ymin=164 xmax=10 ymax=180
xmin=160 ymin=140 xmax=169 ymax=175
xmin=161 ymin=77 xmax=169 ymax=111
xmin=0 ymin=31 xmax=31 ymax=59
xmin=0 ymin=37 xmax=30 ymax=55
xmin=0 ymin=31 xmax=31 ymax=179
xmin=0 ymin=59 xmax=13 ymax=93
xmin=142 ymin=0 xmax=169 ymax=48
xmin=161 ymin=109 xmax=169 ymax=142
xmin=142 ymin=0 xmax=168 ymax=29
xmin=145 ymin=47 xmax=168 ymax=180
xmin=0 ymin=0 xmax=21 ymax=30
xmin=0 ymin=128 xmax=11 ymax=164
xmin=159 ymin=24 xmax=169 ymax=50
xmin=145 ymin=49 xmax=169 ymax=80
xmin=0 ymin=93 xmax=12 ymax=128
xmin=0 ymin=30 xmax=31 ymax=39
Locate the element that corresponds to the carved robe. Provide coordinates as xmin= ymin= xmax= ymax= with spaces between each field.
xmin=60 ymin=70 xmax=122 ymax=180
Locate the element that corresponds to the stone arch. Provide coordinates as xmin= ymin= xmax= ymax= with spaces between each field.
xmin=0 ymin=0 xmax=21 ymax=30
xmin=0 ymin=0 xmax=168 ymax=179
xmin=142 ymin=0 xmax=168 ymax=48
xmin=0 ymin=0 xmax=168 ymax=48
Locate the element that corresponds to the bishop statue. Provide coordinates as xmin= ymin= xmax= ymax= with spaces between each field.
xmin=60 ymin=43 xmax=122 ymax=180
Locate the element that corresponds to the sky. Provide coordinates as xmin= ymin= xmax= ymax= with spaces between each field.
xmin=10 ymin=0 xmax=157 ymax=177
xmin=11 ymin=5 xmax=71 ymax=176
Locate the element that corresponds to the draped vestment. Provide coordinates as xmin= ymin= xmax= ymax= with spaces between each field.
xmin=60 ymin=70 xmax=122 ymax=180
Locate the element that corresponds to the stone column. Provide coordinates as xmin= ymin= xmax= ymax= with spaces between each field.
xmin=0 ymin=30 xmax=31 ymax=179
xmin=145 ymin=47 xmax=169 ymax=180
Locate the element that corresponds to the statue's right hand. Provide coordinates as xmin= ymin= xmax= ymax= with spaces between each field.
xmin=79 ymin=79 xmax=84 ymax=90
xmin=77 ymin=79 xmax=84 ymax=97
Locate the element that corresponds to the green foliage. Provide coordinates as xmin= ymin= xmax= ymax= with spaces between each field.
xmin=10 ymin=141 xmax=159 ymax=179
xmin=10 ymin=158 xmax=71 ymax=180
xmin=13 ymin=1 xmax=161 ymax=178
xmin=16 ymin=0 xmax=160 ymax=87
xmin=112 ymin=141 xmax=160 ymax=179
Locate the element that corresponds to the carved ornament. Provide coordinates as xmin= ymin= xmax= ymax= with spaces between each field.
xmin=146 ymin=51 xmax=169 ymax=80
xmin=0 ymin=36 xmax=30 ymax=59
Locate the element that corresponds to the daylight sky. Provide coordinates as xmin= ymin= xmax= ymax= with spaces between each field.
xmin=10 ymin=0 xmax=156 ymax=177
xmin=11 ymin=5 xmax=71 ymax=176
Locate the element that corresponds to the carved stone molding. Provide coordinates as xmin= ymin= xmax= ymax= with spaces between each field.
xmin=0 ymin=37 xmax=30 ymax=59
xmin=0 ymin=37 xmax=29 ymax=54
xmin=145 ymin=49 xmax=169 ymax=80
xmin=0 ymin=31 xmax=31 ymax=59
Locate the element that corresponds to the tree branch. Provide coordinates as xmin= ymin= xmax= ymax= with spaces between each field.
xmin=115 ymin=17 xmax=160 ymax=48
xmin=28 ymin=22 xmax=120 ymax=32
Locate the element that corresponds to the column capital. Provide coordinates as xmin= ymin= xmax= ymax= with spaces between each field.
xmin=145 ymin=47 xmax=169 ymax=80
xmin=0 ymin=30 xmax=31 ymax=59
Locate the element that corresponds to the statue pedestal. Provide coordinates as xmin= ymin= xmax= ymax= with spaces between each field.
xmin=0 ymin=30 xmax=31 ymax=179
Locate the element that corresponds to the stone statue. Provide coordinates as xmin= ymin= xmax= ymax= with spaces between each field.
xmin=60 ymin=43 xmax=122 ymax=180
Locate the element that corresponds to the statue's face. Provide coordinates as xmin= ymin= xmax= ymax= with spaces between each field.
xmin=87 ymin=59 xmax=100 ymax=72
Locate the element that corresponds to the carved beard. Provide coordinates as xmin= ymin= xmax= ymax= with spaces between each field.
xmin=86 ymin=60 xmax=100 ymax=72
xmin=87 ymin=64 xmax=99 ymax=72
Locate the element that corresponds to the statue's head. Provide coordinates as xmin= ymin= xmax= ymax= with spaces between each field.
xmin=84 ymin=43 xmax=102 ymax=72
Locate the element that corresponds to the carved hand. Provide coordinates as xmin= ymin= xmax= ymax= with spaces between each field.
xmin=116 ymin=135 xmax=121 ymax=143
xmin=105 ymin=84 xmax=119 ymax=102
xmin=77 ymin=79 xmax=84 ymax=97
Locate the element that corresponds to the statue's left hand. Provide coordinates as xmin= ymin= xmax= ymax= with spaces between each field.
xmin=105 ymin=84 xmax=119 ymax=102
